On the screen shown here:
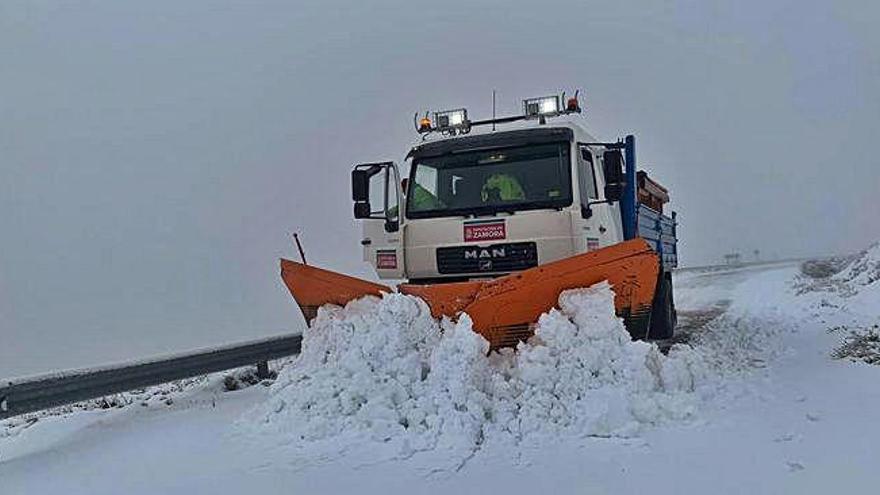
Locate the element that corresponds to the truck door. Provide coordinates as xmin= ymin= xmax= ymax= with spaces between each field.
xmin=577 ymin=145 xmax=620 ymax=249
xmin=352 ymin=162 xmax=406 ymax=279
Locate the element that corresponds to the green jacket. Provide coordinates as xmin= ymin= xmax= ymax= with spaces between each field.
xmin=481 ymin=174 xmax=525 ymax=202
xmin=411 ymin=183 xmax=445 ymax=210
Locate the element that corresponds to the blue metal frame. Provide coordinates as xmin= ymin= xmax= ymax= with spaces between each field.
xmin=637 ymin=204 xmax=678 ymax=270
xmin=622 ymin=135 xmax=637 ymax=240
xmin=620 ymin=134 xmax=678 ymax=271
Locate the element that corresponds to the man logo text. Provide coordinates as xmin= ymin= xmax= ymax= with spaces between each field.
xmin=464 ymin=248 xmax=506 ymax=259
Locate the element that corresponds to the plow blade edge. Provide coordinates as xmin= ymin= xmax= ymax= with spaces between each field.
xmin=281 ymin=238 xmax=659 ymax=349
xmin=280 ymin=260 xmax=392 ymax=323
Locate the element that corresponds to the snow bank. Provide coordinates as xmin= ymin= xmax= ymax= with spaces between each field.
xmin=244 ymin=284 xmax=707 ymax=463
xmin=800 ymin=242 xmax=880 ymax=361
xmin=795 ymin=242 xmax=880 ymax=320
xmin=834 ymin=242 xmax=880 ymax=289
xmin=797 ymin=243 xmax=880 ymax=298
xmin=834 ymin=242 xmax=880 ymax=313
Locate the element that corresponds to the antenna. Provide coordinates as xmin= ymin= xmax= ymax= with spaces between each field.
xmin=292 ymin=232 xmax=307 ymax=265
xmin=492 ymin=89 xmax=496 ymax=131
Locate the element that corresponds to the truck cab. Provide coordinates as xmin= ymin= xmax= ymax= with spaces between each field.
xmin=351 ymin=95 xmax=678 ymax=338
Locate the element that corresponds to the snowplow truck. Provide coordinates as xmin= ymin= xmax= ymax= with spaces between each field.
xmin=281 ymin=93 xmax=678 ymax=349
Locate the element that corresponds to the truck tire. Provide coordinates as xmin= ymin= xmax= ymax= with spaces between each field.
xmin=649 ymin=275 xmax=675 ymax=340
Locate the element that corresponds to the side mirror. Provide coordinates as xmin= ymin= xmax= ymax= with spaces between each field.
xmin=604 ymin=183 xmax=624 ymax=202
xmin=351 ymin=161 xmax=399 ymax=224
xmin=352 ymin=169 xmax=370 ymax=202
xmin=353 ymin=202 xmax=371 ymax=219
xmin=602 ymin=150 xmax=626 ymax=202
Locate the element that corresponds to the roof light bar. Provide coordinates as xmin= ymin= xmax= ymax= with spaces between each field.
xmin=414 ymin=89 xmax=584 ymax=135
xmin=432 ymin=108 xmax=469 ymax=134
xmin=523 ymin=95 xmax=561 ymax=119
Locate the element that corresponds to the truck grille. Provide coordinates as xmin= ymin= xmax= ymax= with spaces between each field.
xmin=436 ymin=242 xmax=538 ymax=275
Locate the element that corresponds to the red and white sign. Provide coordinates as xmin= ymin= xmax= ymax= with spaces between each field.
xmin=464 ymin=220 xmax=506 ymax=242
xmin=376 ymin=250 xmax=398 ymax=269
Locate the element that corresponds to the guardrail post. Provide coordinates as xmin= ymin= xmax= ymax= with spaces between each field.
xmin=256 ymin=361 xmax=270 ymax=380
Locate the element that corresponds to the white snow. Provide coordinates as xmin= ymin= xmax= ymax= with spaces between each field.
xmin=3 ymin=256 xmax=880 ymax=494
xmin=835 ymin=242 xmax=880 ymax=288
xmin=244 ymin=284 xmax=707 ymax=466
xmin=830 ymin=242 xmax=880 ymax=319
xmin=791 ymin=243 xmax=880 ymax=326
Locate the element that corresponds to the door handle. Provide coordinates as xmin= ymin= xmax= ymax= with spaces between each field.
xmin=361 ymin=238 xmax=372 ymax=246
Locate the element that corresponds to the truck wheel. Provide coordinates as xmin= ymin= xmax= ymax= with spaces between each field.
xmin=649 ymin=276 xmax=675 ymax=340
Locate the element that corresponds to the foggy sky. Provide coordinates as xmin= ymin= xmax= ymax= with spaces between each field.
xmin=2 ymin=0 xmax=879 ymax=377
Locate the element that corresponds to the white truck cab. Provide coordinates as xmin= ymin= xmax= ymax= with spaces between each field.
xmin=355 ymin=120 xmax=636 ymax=281
xmin=350 ymin=94 xmax=678 ymax=338
xmin=350 ymin=94 xmax=679 ymax=339
xmin=352 ymin=95 xmax=675 ymax=286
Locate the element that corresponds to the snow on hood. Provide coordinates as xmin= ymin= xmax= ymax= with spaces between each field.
xmin=244 ymin=283 xmax=707 ymax=462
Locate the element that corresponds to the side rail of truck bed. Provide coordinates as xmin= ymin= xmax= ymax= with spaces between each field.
xmin=636 ymin=203 xmax=678 ymax=271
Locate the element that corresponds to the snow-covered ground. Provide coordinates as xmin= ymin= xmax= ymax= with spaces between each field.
xmin=2 ymin=253 xmax=880 ymax=494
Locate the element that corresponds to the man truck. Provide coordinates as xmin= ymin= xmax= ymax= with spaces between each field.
xmin=281 ymin=92 xmax=678 ymax=348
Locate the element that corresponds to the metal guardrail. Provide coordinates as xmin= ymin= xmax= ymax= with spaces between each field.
xmin=674 ymin=258 xmax=807 ymax=273
xmin=0 ymin=334 xmax=302 ymax=420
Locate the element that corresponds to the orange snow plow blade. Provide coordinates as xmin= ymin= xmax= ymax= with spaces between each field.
xmin=281 ymin=238 xmax=659 ymax=349
xmin=280 ymin=260 xmax=392 ymax=323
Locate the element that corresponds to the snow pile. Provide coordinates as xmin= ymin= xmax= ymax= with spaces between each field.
xmin=796 ymin=243 xmax=880 ymax=299
xmin=832 ymin=243 xmax=880 ymax=321
xmin=245 ymin=284 xmax=708 ymax=463
xmin=834 ymin=242 xmax=880 ymax=290
xmin=485 ymin=288 xmax=707 ymax=441
xmin=790 ymin=241 xmax=880 ymax=364
xmin=794 ymin=242 xmax=880 ymax=322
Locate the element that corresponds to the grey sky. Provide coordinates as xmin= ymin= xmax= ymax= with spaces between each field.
xmin=2 ymin=0 xmax=878 ymax=377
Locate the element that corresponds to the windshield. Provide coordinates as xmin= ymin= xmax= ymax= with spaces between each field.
xmin=406 ymin=142 xmax=571 ymax=219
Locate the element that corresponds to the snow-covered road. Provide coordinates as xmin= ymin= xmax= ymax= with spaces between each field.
xmin=2 ymin=261 xmax=879 ymax=494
